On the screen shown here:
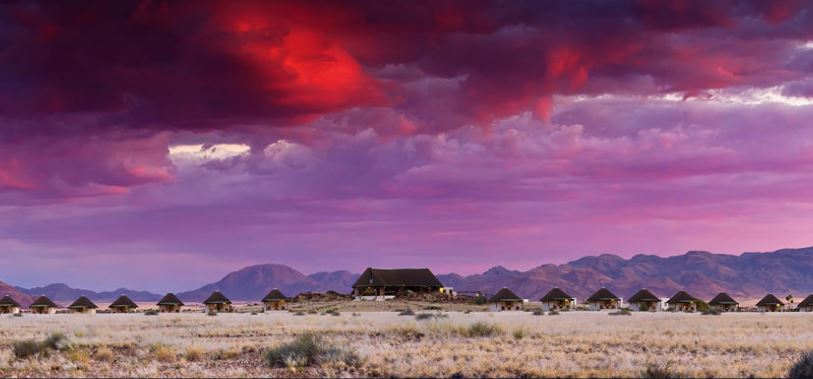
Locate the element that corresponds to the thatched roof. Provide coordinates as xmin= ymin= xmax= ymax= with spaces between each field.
xmin=157 ymin=293 xmax=184 ymax=306
xmin=627 ymin=289 xmax=660 ymax=303
xmin=798 ymin=294 xmax=813 ymax=308
xmin=540 ymin=287 xmax=572 ymax=302
xmin=30 ymin=295 xmax=58 ymax=308
xmin=586 ymin=288 xmax=620 ymax=303
xmin=68 ymin=296 xmax=98 ymax=309
xmin=666 ymin=291 xmax=697 ymax=304
xmin=262 ymin=288 xmax=288 ymax=302
xmin=203 ymin=291 xmax=232 ymax=304
xmin=708 ymin=292 xmax=738 ymax=305
xmin=352 ymin=268 xmax=443 ymax=288
xmin=489 ymin=287 xmax=522 ymax=302
xmin=109 ymin=295 xmax=138 ymax=309
xmin=0 ymin=294 xmax=20 ymax=307
xmin=756 ymin=294 xmax=784 ymax=307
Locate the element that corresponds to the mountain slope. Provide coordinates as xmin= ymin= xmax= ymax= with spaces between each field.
xmin=17 ymin=283 xmax=162 ymax=302
xmin=0 ymin=280 xmax=34 ymax=307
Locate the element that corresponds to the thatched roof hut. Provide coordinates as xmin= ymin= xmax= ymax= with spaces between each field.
xmin=489 ymin=287 xmax=522 ymax=303
xmin=262 ymin=289 xmax=288 ymax=302
xmin=0 ymin=294 xmax=21 ymax=308
xmin=109 ymin=295 xmax=138 ymax=312
xmin=30 ymin=295 xmax=58 ymax=314
xmin=586 ymin=288 xmax=620 ymax=302
xmin=798 ymin=294 xmax=813 ymax=311
xmin=540 ymin=287 xmax=572 ymax=302
xmin=68 ymin=296 xmax=98 ymax=310
xmin=708 ymin=293 xmax=738 ymax=306
xmin=203 ymin=291 xmax=232 ymax=305
xmin=157 ymin=293 xmax=184 ymax=306
xmin=666 ymin=291 xmax=697 ymax=305
xmin=352 ymin=268 xmax=444 ymax=297
xmin=628 ymin=289 xmax=660 ymax=303
xmin=756 ymin=294 xmax=784 ymax=312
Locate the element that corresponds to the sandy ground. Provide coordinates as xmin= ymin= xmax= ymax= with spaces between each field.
xmin=0 ymin=311 xmax=810 ymax=377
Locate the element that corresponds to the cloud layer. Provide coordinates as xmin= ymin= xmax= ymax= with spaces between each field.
xmin=1 ymin=1 xmax=812 ymax=290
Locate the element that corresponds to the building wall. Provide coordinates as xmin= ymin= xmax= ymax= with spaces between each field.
xmin=710 ymin=304 xmax=737 ymax=312
xmin=758 ymin=305 xmax=783 ymax=312
xmin=799 ymin=306 xmax=813 ymax=312
xmin=668 ymin=302 xmax=697 ymax=312
xmin=159 ymin=304 xmax=182 ymax=313
xmin=264 ymin=300 xmax=287 ymax=311
xmin=629 ymin=301 xmax=660 ymax=312
xmin=0 ymin=306 xmax=20 ymax=314
xmin=588 ymin=300 xmax=620 ymax=311
xmin=491 ymin=301 xmax=522 ymax=311
xmin=541 ymin=299 xmax=573 ymax=312
xmin=31 ymin=307 xmax=56 ymax=314
xmin=206 ymin=303 xmax=231 ymax=312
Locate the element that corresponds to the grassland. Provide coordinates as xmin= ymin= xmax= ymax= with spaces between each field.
xmin=0 ymin=308 xmax=810 ymax=378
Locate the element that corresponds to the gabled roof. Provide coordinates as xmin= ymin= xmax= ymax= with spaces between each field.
xmin=262 ymin=288 xmax=288 ymax=302
xmin=586 ymin=288 xmax=620 ymax=303
xmin=68 ymin=296 xmax=98 ymax=309
xmin=352 ymin=268 xmax=443 ymax=288
xmin=666 ymin=291 xmax=697 ymax=304
xmin=798 ymin=294 xmax=813 ymax=308
xmin=109 ymin=295 xmax=138 ymax=309
xmin=157 ymin=293 xmax=184 ymax=306
xmin=0 ymin=294 xmax=21 ymax=307
xmin=756 ymin=294 xmax=784 ymax=307
xmin=30 ymin=295 xmax=58 ymax=308
xmin=540 ymin=287 xmax=572 ymax=302
xmin=489 ymin=287 xmax=522 ymax=302
xmin=628 ymin=289 xmax=660 ymax=303
xmin=203 ymin=291 xmax=232 ymax=304
xmin=708 ymin=292 xmax=738 ymax=305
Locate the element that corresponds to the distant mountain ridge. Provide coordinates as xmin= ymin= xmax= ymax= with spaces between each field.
xmin=7 ymin=246 xmax=813 ymax=304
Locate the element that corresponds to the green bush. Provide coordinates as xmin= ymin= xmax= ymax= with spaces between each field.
xmin=265 ymin=333 xmax=361 ymax=368
xmin=467 ymin=321 xmax=501 ymax=337
xmin=144 ymin=309 xmax=159 ymax=316
xmin=13 ymin=339 xmax=44 ymax=359
xmin=788 ymin=351 xmax=813 ymax=379
xmin=43 ymin=332 xmax=70 ymax=351
xmin=473 ymin=296 xmax=487 ymax=305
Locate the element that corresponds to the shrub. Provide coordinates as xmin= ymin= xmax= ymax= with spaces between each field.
xmin=415 ymin=312 xmax=448 ymax=321
xmin=532 ymin=309 xmax=544 ymax=316
xmin=43 ymin=332 xmax=70 ymax=351
xmin=250 ymin=312 xmax=258 ymax=315
xmin=12 ymin=313 xmax=22 ymax=317
xmin=294 ymin=311 xmax=306 ymax=316
xmin=513 ymin=329 xmax=525 ymax=340
xmin=151 ymin=344 xmax=177 ymax=363
xmin=207 ymin=310 xmax=218 ymax=316
xmin=66 ymin=348 xmax=91 ymax=365
xmin=13 ymin=340 xmax=44 ymax=359
xmin=473 ymin=296 xmax=487 ymax=305
xmin=466 ymin=321 xmax=501 ymax=337
xmin=307 ymin=309 xmax=318 ymax=314
xmin=701 ymin=308 xmax=721 ymax=316
xmin=93 ymin=347 xmax=114 ymax=362
xmin=609 ymin=309 xmax=632 ymax=316
xmin=323 ymin=308 xmax=340 ymax=316
xmin=640 ymin=362 xmax=686 ymax=379
xmin=549 ymin=310 xmax=560 ymax=315
xmin=398 ymin=309 xmax=416 ymax=316
xmin=424 ymin=305 xmax=442 ymax=311
xmin=144 ymin=309 xmax=159 ymax=316
xmin=788 ymin=351 xmax=813 ymax=379
xmin=185 ymin=345 xmax=206 ymax=362
xmin=265 ymin=333 xmax=361 ymax=369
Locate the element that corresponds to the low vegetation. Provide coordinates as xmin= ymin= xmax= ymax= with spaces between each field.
xmin=0 ymin=312 xmax=810 ymax=377
xmin=787 ymin=351 xmax=813 ymax=379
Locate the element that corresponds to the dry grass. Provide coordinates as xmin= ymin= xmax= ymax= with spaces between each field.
xmin=0 ymin=312 xmax=810 ymax=377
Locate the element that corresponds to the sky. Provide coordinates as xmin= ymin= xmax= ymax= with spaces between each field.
xmin=1 ymin=0 xmax=813 ymax=292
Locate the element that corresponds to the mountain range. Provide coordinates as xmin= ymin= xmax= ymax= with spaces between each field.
xmin=7 ymin=246 xmax=813 ymax=305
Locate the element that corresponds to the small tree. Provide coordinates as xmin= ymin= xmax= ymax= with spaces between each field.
xmin=786 ymin=294 xmax=795 ymax=304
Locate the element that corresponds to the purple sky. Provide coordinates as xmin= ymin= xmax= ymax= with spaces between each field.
xmin=1 ymin=1 xmax=813 ymax=292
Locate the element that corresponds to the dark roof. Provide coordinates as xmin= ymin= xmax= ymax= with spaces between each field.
xmin=109 ymin=295 xmax=138 ymax=309
xmin=756 ymin=294 xmax=784 ymax=307
xmin=30 ymin=295 xmax=58 ymax=308
xmin=797 ymin=294 xmax=813 ymax=308
xmin=157 ymin=293 xmax=184 ymax=306
xmin=540 ymin=287 xmax=573 ymax=302
xmin=489 ymin=287 xmax=522 ymax=302
xmin=708 ymin=292 xmax=738 ymax=305
xmin=666 ymin=291 xmax=697 ymax=304
xmin=203 ymin=291 xmax=232 ymax=304
xmin=262 ymin=288 xmax=288 ymax=302
xmin=68 ymin=296 xmax=98 ymax=309
xmin=0 ymin=295 xmax=21 ymax=307
xmin=352 ymin=268 xmax=443 ymax=288
xmin=628 ymin=289 xmax=660 ymax=303
xmin=586 ymin=288 xmax=620 ymax=303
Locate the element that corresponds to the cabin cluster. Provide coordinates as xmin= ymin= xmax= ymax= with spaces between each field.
xmin=0 ymin=287 xmax=294 ymax=315
xmin=2 ymin=266 xmax=811 ymax=315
